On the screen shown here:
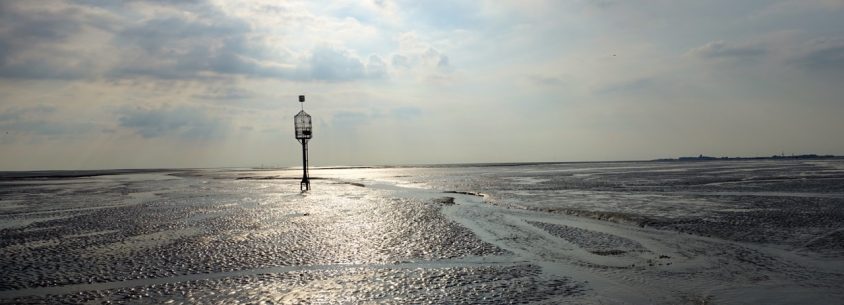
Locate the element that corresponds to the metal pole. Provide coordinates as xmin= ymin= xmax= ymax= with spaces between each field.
xmin=301 ymin=141 xmax=310 ymax=191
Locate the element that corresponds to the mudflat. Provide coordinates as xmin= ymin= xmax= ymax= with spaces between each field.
xmin=1 ymin=160 xmax=843 ymax=304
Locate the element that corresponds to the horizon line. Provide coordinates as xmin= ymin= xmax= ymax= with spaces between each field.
xmin=2 ymin=154 xmax=842 ymax=173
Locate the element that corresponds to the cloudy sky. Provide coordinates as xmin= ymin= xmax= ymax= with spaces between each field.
xmin=1 ymin=0 xmax=843 ymax=170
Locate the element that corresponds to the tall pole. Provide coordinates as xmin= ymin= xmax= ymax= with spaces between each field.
xmin=301 ymin=139 xmax=310 ymax=190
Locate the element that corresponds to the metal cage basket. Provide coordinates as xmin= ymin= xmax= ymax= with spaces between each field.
xmin=294 ymin=110 xmax=312 ymax=139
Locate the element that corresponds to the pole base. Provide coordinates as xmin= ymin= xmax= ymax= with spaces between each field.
xmin=300 ymin=180 xmax=310 ymax=191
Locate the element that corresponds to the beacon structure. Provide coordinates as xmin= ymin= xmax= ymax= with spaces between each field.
xmin=294 ymin=95 xmax=312 ymax=191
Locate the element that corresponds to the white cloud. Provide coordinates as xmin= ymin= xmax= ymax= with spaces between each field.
xmin=687 ymin=41 xmax=767 ymax=60
xmin=792 ymin=37 xmax=844 ymax=74
xmin=117 ymin=105 xmax=229 ymax=139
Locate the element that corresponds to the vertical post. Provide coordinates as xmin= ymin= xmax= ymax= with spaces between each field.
xmin=301 ymin=140 xmax=310 ymax=191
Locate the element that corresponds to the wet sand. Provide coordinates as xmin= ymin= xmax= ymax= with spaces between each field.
xmin=1 ymin=161 xmax=843 ymax=304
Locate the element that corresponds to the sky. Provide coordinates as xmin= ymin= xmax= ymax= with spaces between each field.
xmin=1 ymin=0 xmax=843 ymax=170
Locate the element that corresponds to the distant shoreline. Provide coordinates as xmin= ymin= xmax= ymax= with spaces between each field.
xmin=653 ymin=154 xmax=843 ymax=162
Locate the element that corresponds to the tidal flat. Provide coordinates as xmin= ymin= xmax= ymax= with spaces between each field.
xmin=1 ymin=160 xmax=843 ymax=304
